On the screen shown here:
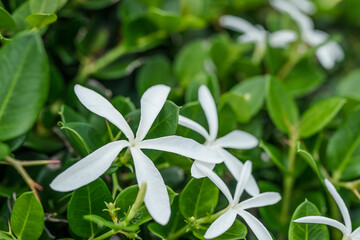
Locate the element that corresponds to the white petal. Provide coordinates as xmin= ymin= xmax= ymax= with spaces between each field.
xmin=138 ymin=136 xmax=222 ymax=164
xmin=130 ymin=147 xmax=170 ymax=225
xmin=316 ymin=42 xmax=344 ymax=69
xmin=237 ymin=192 xmax=281 ymax=210
xmin=215 ymin=130 xmax=258 ymax=149
xmin=306 ymin=30 xmax=328 ymax=46
xmin=194 ymin=161 xmax=233 ymax=204
xmin=204 ymin=209 xmax=237 ymax=239
xmin=191 ymin=161 xmax=215 ymax=179
xmin=219 ymin=15 xmax=257 ymax=34
xmin=178 ymin=115 xmax=210 ymax=140
xmin=269 ymin=30 xmax=297 ymax=48
xmin=294 ymin=216 xmax=349 ymax=236
xmin=50 ymin=140 xmax=129 ymax=192
xmin=233 ymin=161 xmax=252 ymax=204
xmin=217 ymin=148 xmax=259 ymax=196
xmin=289 ymin=0 xmax=316 ymax=14
xmin=351 ymin=227 xmax=360 ymax=239
xmin=135 ymin=85 xmax=170 ymax=142
xmin=238 ymin=209 xmax=273 ymax=240
xmin=198 ymin=85 xmax=218 ymax=142
xmin=324 ymin=179 xmax=352 ymax=232
xmin=74 ymin=85 xmax=134 ymax=141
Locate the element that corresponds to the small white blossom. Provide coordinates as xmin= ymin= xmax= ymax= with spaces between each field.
xmin=50 ymin=84 xmax=221 ymax=225
xmin=178 ymin=85 xmax=259 ymax=196
xmin=270 ymin=0 xmax=344 ymax=69
xmin=295 ymin=179 xmax=360 ymax=240
xmin=196 ymin=161 xmax=281 ymax=239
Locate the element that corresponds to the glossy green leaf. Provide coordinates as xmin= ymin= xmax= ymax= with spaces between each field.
xmin=296 ymin=142 xmax=324 ymax=182
xmin=26 ymin=13 xmax=57 ymax=28
xmin=337 ymin=69 xmax=360 ymax=101
xmin=29 ymin=0 xmax=59 ymax=13
xmin=12 ymin=2 xmax=31 ymax=32
xmin=219 ymin=92 xmax=251 ymax=123
xmin=0 ymin=232 xmax=12 ymax=240
xmin=289 ymin=200 xmax=329 ymax=240
xmin=299 ymin=97 xmax=346 ymax=138
xmin=266 ymin=76 xmax=299 ymax=134
xmin=327 ymin=107 xmax=360 ymax=180
xmin=60 ymin=105 xmax=87 ymax=123
xmin=0 ymin=7 xmax=16 ymax=30
xmin=179 ymin=178 xmax=219 ymax=219
xmin=67 ymin=179 xmax=112 ymax=238
xmin=193 ymin=220 xmax=247 ymax=240
xmin=10 ymin=192 xmax=44 ymax=240
xmin=231 ymin=75 xmax=266 ymax=117
xmin=0 ymin=142 xmax=10 ymax=160
xmin=0 ymin=32 xmax=49 ymax=141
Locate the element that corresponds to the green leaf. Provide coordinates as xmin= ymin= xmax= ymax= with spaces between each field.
xmin=296 ymin=142 xmax=324 ymax=182
xmin=12 ymin=2 xmax=31 ymax=32
xmin=0 ymin=232 xmax=13 ymax=240
xmin=29 ymin=0 xmax=59 ymax=13
xmin=299 ymin=97 xmax=346 ymax=138
xmin=26 ymin=13 xmax=57 ymax=28
xmin=193 ymin=220 xmax=247 ymax=240
xmin=0 ymin=7 xmax=16 ymax=30
xmin=231 ymin=75 xmax=266 ymax=117
xmin=259 ymin=140 xmax=287 ymax=173
xmin=0 ymin=142 xmax=10 ymax=160
xmin=147 ymin=7 xmax=183 ymax=32
xmin=92 ymin=58 xmax=144 ymax=80
xmin=10 ymin=192 xmax=44 ymax=240
xmin=0 ymin=32 xmax=49 ymax=141
xmin=289 ymin=200 xmax=329 ymax=240
xmin=67 ymin=179 xmax=113 ymax=238
xmin=266 ymin=76 xmax=299 ymax=134
xmin=337 ymin=69 xmax=360 ymax=101
xmin=327 ymin=107 xmax=360 ymax=180
xmin=60 ymin=105 xmax=87 ymax=123
xmin=219 ymin=92 xmax=251 ymax=123
xmin=136 ymin=55 xmax=173 ymax=96
xmin=179 ymin=178 xmax=219 ymax=219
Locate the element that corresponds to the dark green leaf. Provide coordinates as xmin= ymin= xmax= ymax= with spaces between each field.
xmin=10 ymin=192 xmax=44 ymax=240
xmin=179 ymin=178 xmax=219 ymax=219
xmin=0 ymin=32 xmax=49 ymax=141
xmin=12 ymin=2 xmax=31 ymax=32
xmin=26 ymin=13 xmax=57 ymax=28
xmin=67 ymin=179 xmax=113 ymax=238
xmin=337 ymin=69 xmax=360 ymax=101
xmin=60 ymin=105 xmax=87 ymax=123
xmin=92 ymin=58 xmax=144 ymax=80
xmin=299 ymin=97 xmax=346 ymax=138
xmin=259 ymin=140 xmax=287 ymax=173
xmin=296 ymin=142 xmax=324 ymax=182
xmin=0 ymin=7 xmax=16 ymax=30
xmin=289 ymin=200 xmax=329 ymax=240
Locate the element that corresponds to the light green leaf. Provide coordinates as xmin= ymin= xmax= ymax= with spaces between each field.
xmin=193 ymin=220 xmax=247 ymax=240
xmin=10 ymin=192 xmax=44 ymax=240
xmin=12 ymin=2 xmax=31 ymax=32
xmin=219 ymin=92 xmax=251 ymax=123
xmin=0 ymin=32 xmax=49 ymax=141
xmin=289 ymin=200 xmax=329 ymax=240
xmin=0 ymin=142 xmax=10 ymax=160
xmin=299 ymin=97 xmax=346 ymax=138
xmin=26 ymin=13 xmax=57 ymax=28
xmin=0 ymin=7 xmax=16 ymax=30
xmin=29 ymin=0 xmax=59 ymax=13
xmin=296 ymin=142 xmax=324 ymax=182
xmin=67 ymin=179 xmax=113 ymax=238
xmin=266 ymin=76 xmax=299 ymax=134
xmin=179 ymin=178 xmax=219 ymax=219
xmin=337 ymin=69 xmax=360 ymax=101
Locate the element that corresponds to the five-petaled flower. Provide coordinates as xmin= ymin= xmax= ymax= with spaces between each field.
xmin=179 ymin=85 xmax=260 ymax=196
xmin=50 ymin=84 xmax=222 ymax=225
xmin=196 ymin=161 xmax=281 ymax=239
xmin=294 ymin=179 xmax=360 ymax=240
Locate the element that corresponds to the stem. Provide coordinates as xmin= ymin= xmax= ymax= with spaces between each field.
xmin=168 ymin=225 xmax=188 ymax=240
xmin=1 ymin=160 xmax=60 ymax=167
xmin=111 ymin=173 xmax=122 ymax=199
xmin=92 ymin=229 xmax=117 ymax=240
xmin=126 ymin=182 xmax=147 ymax=223
xmin=105 ymin=120 xmax=114 ymax=141
xmin=251 ymin=42 xmax=266 ymax=64
xmin=277 ymin=44 xmax=302 ymax=80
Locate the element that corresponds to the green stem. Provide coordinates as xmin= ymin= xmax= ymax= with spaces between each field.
xmin=0 ymin=159 xmax=60 ymax=167
xmin=111 ymin=173 xmax=122 ymax=199
xmin=126 ymin=182 xmax=147 ymax=223
xmin=92 ymin=229 xmax=117 ymax=240
xmin=251 ymin=42 xmax=266 ymax=64
xmin=277 ymin=44 xmax=303 ymax=80
xmin=168 ymin=225 xmax=188 ymax=240
xmin=105 ymin=120 xmax=114 ymax=141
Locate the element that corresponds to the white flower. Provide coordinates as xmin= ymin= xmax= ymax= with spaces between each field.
xmin=270 ymin=0 xmax=344 ymax=69
xmin=219 ymin=15 xmax=297 ymax=49
xmin=178 ymin=85 xmax=260 ymax=196
xmin=196 ymin=161 xmax=281 ymax=239
xmin=50 ymin=84 xmax=222 ymax=225
xmin=294 ymin=179 xmax=360 ymax=240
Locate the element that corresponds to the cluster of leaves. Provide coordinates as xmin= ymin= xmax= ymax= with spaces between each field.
xmin=1 ymin=0 xmax=360 ymax=239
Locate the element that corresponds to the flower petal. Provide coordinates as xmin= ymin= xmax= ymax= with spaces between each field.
xmin=351 ymin=226 xmax=360 ymax=238
xmin=135 ymin=85 xmax=170 ymax=142
xmin=191 ymin=161 xmax=215 ymax=179
xmin=268 ymin=30 xmax=297 ymax=48
xmin=217 ymin=148 xmax=259 ymax=196
xmin=50 ymin=140 xmax=129 ymax=192
xmin=198 ymin=85 xmax=218 ymax=142
xmin=237 ymin=192 xmax=281 ymax=210
xmin=238 ymin=209 xmax=273 ymax=240
xmin=324 ymin=179 xmax=352 ymax=232
xmin=219 ymin=15 xmax=257 ymax=34
xmin=130 ymin=147 xmax=170 ymax=225
xmin=139 ymin=136 xmax=222 ymax=164
xmin=215 ymin=130 xmax=258 ymax=149
xmin=233 ymin=161 xmax=252 ymax=204
xmin=294 ymin=216 xmax=349 ymax=236
xmin=316 ymin=42 xmax=344 ymax=69
xmin=178 ymin=115 xmax=210 ymax=140
xmin=289 ymin=0 xmax=316 ymax=14
xmin=74 ymin=85 xmax=134 ymax=141
xmin=204 ymin=209 xmax=237 ymax=239
xmin=194 ymin=161 xmax=233 ymax=204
